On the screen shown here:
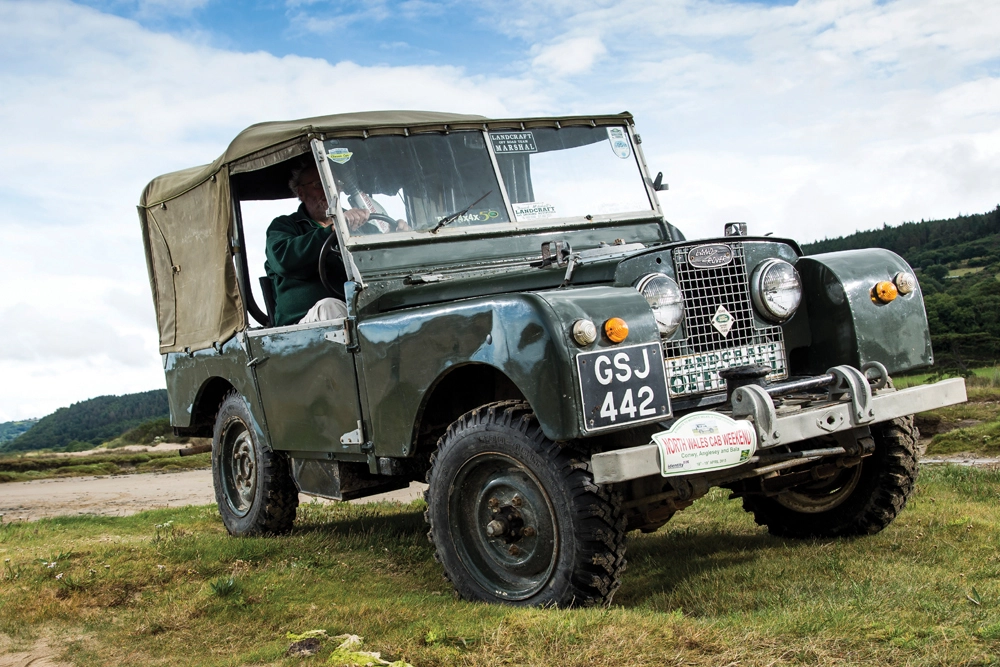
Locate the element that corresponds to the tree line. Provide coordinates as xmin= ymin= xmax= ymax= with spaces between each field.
xmin=803 ymin=206 xmax=1000 ymax=368
xmin=1 ymin=390 xmax=169 ymax=453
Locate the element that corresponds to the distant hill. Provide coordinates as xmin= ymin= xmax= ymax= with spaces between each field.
xmin=1 ymin=390 xmax=169 ymax=453
xmin=0 ymin=419 xmax=38 ymax=445
xmin=803 ymin=206 xmax=1000 ymax=270
xmin=803 ymin=206 xmax=1000 ymax=368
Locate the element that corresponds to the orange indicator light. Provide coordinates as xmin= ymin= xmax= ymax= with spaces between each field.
xmin=603 ymin=317 xmax=629 ymax=343
xmin=873 ymin=281 xmax=898 ymax=303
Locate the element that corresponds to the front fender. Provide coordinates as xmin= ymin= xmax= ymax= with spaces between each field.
xmin=796 ymin=249 xmax=933 ymax=374
xmin=356 ymin=286 xmax=659 ymax=454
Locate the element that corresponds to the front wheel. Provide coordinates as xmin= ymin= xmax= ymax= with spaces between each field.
xmin=742 ymin=416 xmax=919 ymax=538
xmin=212 ymin=392 xmax=298 ymax=536
xmin=425 ymin=401 xmax=627 ymax=607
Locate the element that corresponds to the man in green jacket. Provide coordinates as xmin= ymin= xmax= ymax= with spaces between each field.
xmin=264 ymin=163 xmax=372 ymax=326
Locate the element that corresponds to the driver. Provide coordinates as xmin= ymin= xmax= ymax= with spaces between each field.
xmin=264 ymin=163 xmax=367 ymax=326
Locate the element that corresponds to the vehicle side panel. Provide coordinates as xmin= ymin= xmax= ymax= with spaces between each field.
xmin=355 ymin=287 xmax=659 ymax=455
xmin=163 ymin=334 xmax=270 ymax=446
xmin=248 ymin=324 xmax=364 ymax=453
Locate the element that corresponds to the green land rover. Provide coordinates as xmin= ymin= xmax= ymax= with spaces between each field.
xmin=139 ymin=111 xmax=966 ymax=607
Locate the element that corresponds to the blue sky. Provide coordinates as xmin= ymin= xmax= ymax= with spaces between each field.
xmin=76 ymin=1 xmax=532 ymax=70
xmin=0 ymin=0 xmax=998 ymax=420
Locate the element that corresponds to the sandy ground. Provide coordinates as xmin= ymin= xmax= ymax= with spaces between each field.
xmin=0 ymin=469 xmax=427 ymax=523
xmin=0 ymin=636 xmax=70 ymax=667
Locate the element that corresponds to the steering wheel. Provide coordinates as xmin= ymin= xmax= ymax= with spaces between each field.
xmin=318 ymin=231 xmax=346 ymax=300
xmin=356 ymin=212 xmax=402 ymax=235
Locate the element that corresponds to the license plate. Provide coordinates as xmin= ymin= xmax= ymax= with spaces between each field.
xmin=665 ymin=341 xmax=786 ymax=396
xmin=576 ymin=342 xmax=671 ymax=432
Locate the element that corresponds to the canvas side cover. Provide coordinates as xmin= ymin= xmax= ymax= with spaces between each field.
xmin=139 ymin=168 xmax=244 ymax=353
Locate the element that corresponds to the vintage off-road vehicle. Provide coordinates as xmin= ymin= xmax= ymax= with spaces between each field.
xmin=139 ymin=111 xmax=966 ymax=607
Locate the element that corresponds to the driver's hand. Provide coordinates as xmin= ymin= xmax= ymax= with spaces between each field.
xmin=394 ymin=219 xmax=410 ymax=231
xmin=344 ymin=207 xmax=370 ymax=230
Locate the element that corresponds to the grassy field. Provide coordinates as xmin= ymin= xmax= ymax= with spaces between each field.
xmin=1 ymin=465 xmax=998 ymax=666
xmin=0 ymin=451 xmax=210 ymax=484
xmin=899 ymin=370 xmax=1000 ymax=458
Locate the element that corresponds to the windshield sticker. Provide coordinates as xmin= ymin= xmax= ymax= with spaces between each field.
xmin=607 ymin=127 xmax=631 ymax=159
xmin=436 ymin=209 xmax=501 ymax=225
xmin=654 ymin=412 xmax=756 ymax=478
xmin=490 ymin=131 xmax=537 ymax=154
xmin=512 ymin=202 xmax=556 ymax=221
xmin=327 ymin=147 xmax=353 ymax=165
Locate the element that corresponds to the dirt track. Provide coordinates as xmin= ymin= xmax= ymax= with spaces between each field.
xmin=0 ymin=470 xmax=427 ymax=523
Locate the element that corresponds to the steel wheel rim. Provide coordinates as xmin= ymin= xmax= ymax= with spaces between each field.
xmin=220 ymin=417 xmax=257 ymax=517
xmin=775 ymin=462 xmax=864 ymax=513
xmin=449 ymin=452 xmax=558 ymax=601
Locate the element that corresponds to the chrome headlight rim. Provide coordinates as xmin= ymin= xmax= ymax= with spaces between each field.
xmin=635 ymin=273 xmax=684 ymax=336
xmin=751 ymin=258 xmax=802 ymax=323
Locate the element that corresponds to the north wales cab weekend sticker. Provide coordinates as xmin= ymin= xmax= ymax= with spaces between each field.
xmin=653 ymin=412 xmax=756 ymax=477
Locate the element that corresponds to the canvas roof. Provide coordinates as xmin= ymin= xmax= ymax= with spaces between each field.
xmin=138 ymin=110 xmax=634 ymax=354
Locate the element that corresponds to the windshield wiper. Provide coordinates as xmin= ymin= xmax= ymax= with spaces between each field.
xmin=429 ymin=191 xmax=492 ymax=234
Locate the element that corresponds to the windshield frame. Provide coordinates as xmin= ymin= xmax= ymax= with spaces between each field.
xmin=310 ymin=122 xmax=662 ymax=252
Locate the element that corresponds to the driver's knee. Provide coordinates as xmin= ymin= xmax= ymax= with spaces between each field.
xmin=298 ymin=297 xmax=348 ymax=324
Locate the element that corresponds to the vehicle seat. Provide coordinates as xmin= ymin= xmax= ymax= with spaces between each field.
xmin=259 ymin=276 xmax=276 ymax=327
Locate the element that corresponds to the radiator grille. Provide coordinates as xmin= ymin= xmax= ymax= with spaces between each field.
xmin=664 ymin=243 xmax=787 ymax=396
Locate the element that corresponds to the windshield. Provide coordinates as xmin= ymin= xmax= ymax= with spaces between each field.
xmin=321 ymin=133 xmax=510 ymax=236
xmin=491 ymin=126 xmax=652 ymax=221
xmin=318 ymin=124 xmax=654 ymax=241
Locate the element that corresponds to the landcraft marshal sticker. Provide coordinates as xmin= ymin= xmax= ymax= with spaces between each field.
xmin=653 ymin=412 xmax=756 ymax=477
xmin=489 ymin=131 xmax=537 ymax=154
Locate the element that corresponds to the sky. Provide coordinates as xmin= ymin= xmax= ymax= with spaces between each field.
xmin=0 ymin=0 xmax=997 ymax=421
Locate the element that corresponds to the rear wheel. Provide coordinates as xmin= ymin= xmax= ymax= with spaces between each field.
xmin=742 ymin=416 xmax=919 ymax=538
xmin=212 ymin=392 xmax=298 ymax=535
xmin=425 ymin=401 xmax=626 ymax=607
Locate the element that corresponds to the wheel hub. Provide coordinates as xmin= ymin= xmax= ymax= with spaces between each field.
xmin=484 ymin=498 xmax=527 ymax=543
xmin=449 ymin=453 xmax=558 ymax=600
xmin=220 ymin=420 xmax=258 ymax=517
xmin=232 ymin=438 xmax=256 ymax=496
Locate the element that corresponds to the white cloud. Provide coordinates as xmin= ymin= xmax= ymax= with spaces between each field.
xmin=531 ymin=36 xmax=607 ymax=76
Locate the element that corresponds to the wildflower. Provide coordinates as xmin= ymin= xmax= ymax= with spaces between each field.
xmin=55 ymin=573 xmax=63 ymax=580
xmin=157 ymin=565 xmax=165 ymax=571
xmin=47 ymin=562 xmax=57 ymax=568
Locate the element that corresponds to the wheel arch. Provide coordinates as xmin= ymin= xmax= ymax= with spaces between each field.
xmin=176 ymin=376 xmax=235 ymax=438
xmin=410 ymin=362 xmax=525 ymax=459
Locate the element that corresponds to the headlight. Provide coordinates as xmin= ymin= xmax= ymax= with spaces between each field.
xmin=751 ymin=259 xmax=802 ymax=322
xmin=635 ymin=274 xmax=684 ymax=335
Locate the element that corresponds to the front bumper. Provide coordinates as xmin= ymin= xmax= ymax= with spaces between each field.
xmin=590 ymin=375 xmax=967 ymax=484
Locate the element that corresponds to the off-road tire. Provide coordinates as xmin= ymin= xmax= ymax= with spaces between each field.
xmin=212 ymin=392 xmax=298 ymax=536
xmin=424 ymin=401 xmax=627 ymax=607
xmin=742 ymin=416 xmax=919 ymax=538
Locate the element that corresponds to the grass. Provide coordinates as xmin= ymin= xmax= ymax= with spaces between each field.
xmin=1 ymin=466 xmax=999 ymax=666
xmin=895 ymin=366 xmax=1000 ymax=389
xmin=0 ymin=451 xmax=210 ymax=484
xmin=892 ymin=370 xmax=1000 ymax=458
